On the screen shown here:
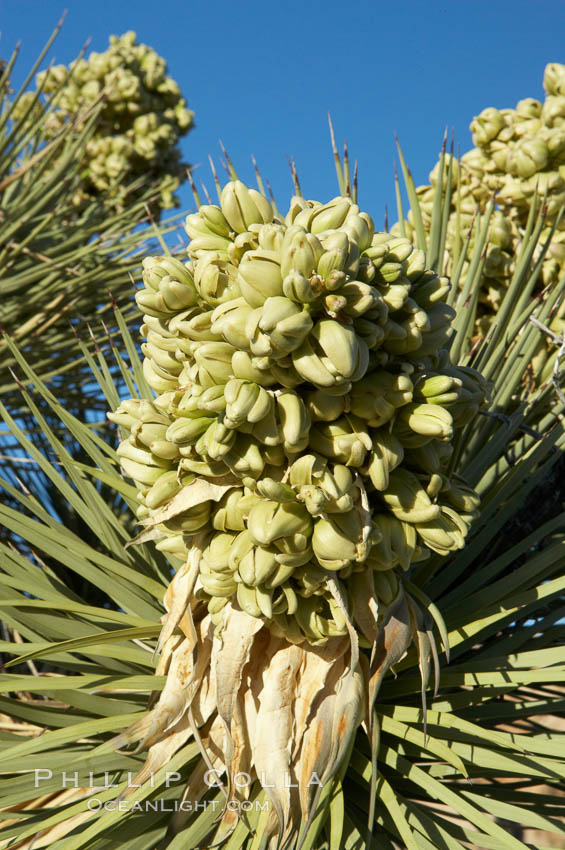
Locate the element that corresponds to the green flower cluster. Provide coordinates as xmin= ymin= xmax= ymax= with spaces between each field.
xmin=468 ymin=62 xmax=565 ymax=224
xmin=15 ymin=32 xmax=193 ymax=209
xmin=110 ymin=180 xmax=485 ymax=644
xmin=398 ymin=63 xmax=565 ymax=341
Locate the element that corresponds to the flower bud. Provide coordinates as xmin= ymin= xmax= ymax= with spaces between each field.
xmin=237 ymin=250 xmax=284 ymax=307
xmin=309 ymin=197 xmax=353 ymax=233
xmin=471 ymin=107 xmax=505 ymax=146
xmin=544 ymin=62 xmax=565 ymax=97
xmin=247 ymin=501 xmax=312 ymax=546
xmin=309 ymin=416 xmax=372 ymax=466
xmin=194 ymin=342 xmax=235 ymax=387
xmin=282 ymin=270 xmax=322 ymax=303
xmin=220 ymin=180 xmax=274 ymax=233
xmin=280 ymin=228 xmax=324 ymax=279
xmin=194 ymin=253 xmax=241 ymax=307
xmin=311 ymin=510 xmax=364 ymax=570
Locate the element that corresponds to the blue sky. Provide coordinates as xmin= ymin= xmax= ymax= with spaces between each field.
xmin=1 ymin=0 xmax=564 ymax=223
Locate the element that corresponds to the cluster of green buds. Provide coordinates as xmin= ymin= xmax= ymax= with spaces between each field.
xmin=468 ymin=63 xmax=565 ymax=224
xmin=110 ymin=180 xmax=485 ymax=645
xmin=15 ymin=32 xmax=193 ymax=209
xmin=396 ymin=64 xmax=565 ymax=340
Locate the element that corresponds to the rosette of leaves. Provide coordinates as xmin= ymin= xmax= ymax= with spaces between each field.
xmin=13 ymin=30 xmax=193 ymax=211
xmin=0 ymin=149 xmax=563 ymax=850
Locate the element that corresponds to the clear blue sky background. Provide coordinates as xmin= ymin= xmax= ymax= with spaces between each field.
xmin=1 ymin=0 xmax=564 ymax=224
